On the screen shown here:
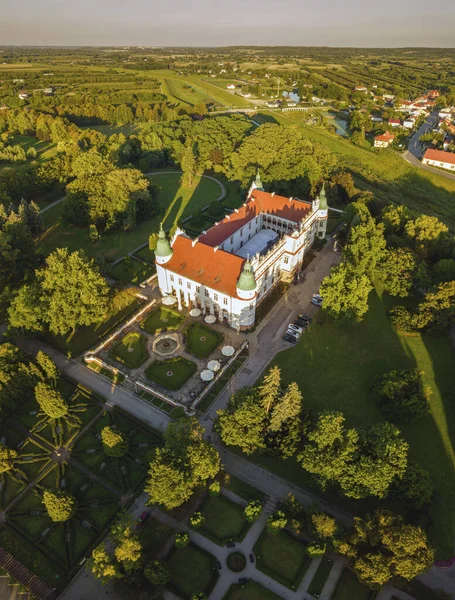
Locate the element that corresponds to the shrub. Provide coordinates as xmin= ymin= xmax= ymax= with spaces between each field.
xmin=307 ymin=542 xmax=326 ymax=557
xmin=42 ymin=489 xmax=77 ymax=522
xmin=174 ymin=531 xmax=190 ymax=548
xmin=244 ymin=500 xmax=262 ymax=523
xmin=374 ymin=369 xmax=431 ymax=423
xmin=35 ymin=382 xmax=68 ymax=418
xmin=0 ymin=443 xmax=18 ymax=474
xmin=208 ymin=481 xmax=220 ymax=497
xmin=144 ymin=559 xmax=171 ymax=585
xmin=389 ymin=305 xmax=416 ymax=333
xmin=311 ymin=512 xmax=338 ymax=540
xmin=101 ymin=426 xmax=129 ymax=457
xmin=266 ymin=510 xmax=287 ymax=534
xmin=189 ymin=511 xmax=206 ymax=529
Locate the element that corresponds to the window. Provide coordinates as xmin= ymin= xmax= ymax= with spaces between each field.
xmin=284 ymin=256 xmax=289 ymax=264
xmin=178 ymin=278 xmax=182 ymax=285
xmin=223 ymin=298 xmax=228 ymax=305
xmin=249 ymin=303 xmax=254 ymax=310
xmin=170 ymin=274 xmax=174 ymax=282
xmin=240 ymin=228 xmax=243 ymax=236
xmin=187 ymin=282 xmax=191 ymax=289
xmin=205 ymin=289 xmax=209 ymax=297
xmin=230 ymin=236 xmax=234 ymax=244
xmin=214 ymin=294 xmax=218 ymax=302
xmin=249 ymin=222 xmax=252 ymax=230
xmin=196 ymin=285 xmax=200 ymax=293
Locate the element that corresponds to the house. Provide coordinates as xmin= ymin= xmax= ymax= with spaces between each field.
xmin=427 ymin=90 xmax=440 ymax=100
xmin=18 ymin=92 xmax=29 ymax=100
xmin=155 ymin=174 xmax=328 ymax=331
xmin=422 ymin=148 xmax=455 ymax=171
xmin=374 ymin=131 xmax=395 ymax=148
xmin=354 ymin=86 xmax=368 ymax=92
xmin=403 ymin=116 xmax=416 ymax=129
xmin=226 ymin=84 xmax=236 ymax=90
xmin=439 ymin=107 xmax=455 ymax=119
xmin=370 ymin=116 xmax=384 ymax=123
xmin=388 ymin=118 xmax=401 ymax=127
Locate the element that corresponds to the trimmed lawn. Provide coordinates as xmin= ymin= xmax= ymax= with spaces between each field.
xmin=86 ymin=361 xmax=125 ymax=384
xmin=333 ymin=569 xmax=376 ymax=600
xmin=223 ymin=580 xmax=283 ymax=600
xmin=145 ymin=357 xmax=197 ymax=390
xmin=307 ymin=555 xmax=334 ymax=598
xmin=253 ymin=530 xmax=311 ymax=590
xmin=109 ymin=331 xmax=148 ymax=369
xmin=109 ymin=257 xmax=155 ymax=284
xmin=185 ymin=323 xmax=223 ymax=359
xmin=141 ymin=306 xmax=183 ymax=334
xmin=139 ymin=517 xmax=174 ymax=560
xmin=219 ymin=472 xmax=264 ymax=503
xmin=198 ymin=494 xmax=250 ymax=546
xmin=168 ymin=543 xmax=219 ymax=600
xmin=45 ymin=294 xmax=144 ymax=357
xmin=268 ymin=289 xmax=455 ymax=558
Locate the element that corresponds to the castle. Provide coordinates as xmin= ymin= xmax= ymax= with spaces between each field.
xmin=155 ymin=173 xmax=328 ymax=331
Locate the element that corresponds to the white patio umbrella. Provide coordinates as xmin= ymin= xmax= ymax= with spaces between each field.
xmin=200 ymin=369 xmax=215 ymax=381
xmin=221 ymin=345 xmax=235 ymax=357
xmin=207 ymin=360 xmax=221 ymax=372
xmin=162 ymin=296 xmax=177 ymax=306
xmin=204 ymin=315 xmax=216 ymax=324
xmin=189 ymin=308 xmax=201 ymax=317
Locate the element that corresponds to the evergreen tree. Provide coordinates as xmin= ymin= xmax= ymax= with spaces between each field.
xmin=42 ymin=489 xmax=77 ymax=522
xmin=35 ymin=381 xmax=68 ymax=418
xmin=259 ymin=366 xmax=281 ymax=414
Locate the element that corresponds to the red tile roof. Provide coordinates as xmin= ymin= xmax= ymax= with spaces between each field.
xmin=388 ymin=118 xmax=401 ymax=124
xmin=423 ymin=149 xmax=455 ymax=166
xmin=165 ymin=235 xmax=245 ymax=297
xmin=374 ymin=131 xmax=395 ymax=142
xmin=198 ymin=190 xmax=311 ymax=247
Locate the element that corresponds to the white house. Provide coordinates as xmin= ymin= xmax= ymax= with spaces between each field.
xmin=422 ymin=148 xmax=455 ymax=171
xmin=155 ymin=174 xmax=328 ymax=331
xmin=374 ymin=131 xmax=395 ymax=148
xmin=226 ymin=84 xmax=236 ymax=90
xmin=403 ymin=116 xmax=416 ymax=129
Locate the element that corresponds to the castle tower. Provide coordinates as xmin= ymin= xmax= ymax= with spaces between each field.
xmin=154 ymin=223 xmax=173 ymax=265
xmin=317 ymin=184 xmax=328 ymax=238
xmin=248 ymin=169 xmax=264 ymax=196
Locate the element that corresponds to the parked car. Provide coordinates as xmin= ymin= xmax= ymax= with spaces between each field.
xmin=249 ymin=553 xmax=255 ymax=563
xmin=313 ymin=293 xmax=323 ymax=301
xmin=286 ymin=328 xmax=300 ymax=338
xmin=294 ymin=319 xmax=308 ymax=328
xmin=298 ymin=314 xmax=312 ymax=322
xmin=311 ymin=296 xmax=322 ymax=307
xmin=283 ymin=334 xmax=297 ymax=343
xmin=288 ymin=324 xmax=303 ymax=334
xmin=135 ymin=511 xmax=150 ymax=530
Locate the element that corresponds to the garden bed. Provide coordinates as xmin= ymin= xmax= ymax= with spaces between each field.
xmin=145 ymin=357 xmax=197 ymax=390
xmin=168 ymin=543 xmax=219 ymax=600
xmin=185 ymin=323 xmax=223 ymax=358
xmin=141 ymin=306 xmax=184 ymax=334
xmin=109 ymin=331 xmax=148 ymax=369
xmin=197 ymin=494 xmax=250 ymax=546
xmin=307 ymin=555 xmax=334 ymax=598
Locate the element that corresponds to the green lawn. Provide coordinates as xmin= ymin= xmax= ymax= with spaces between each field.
xmin=268 ymin=288 xmax=455 ymax=558
xmin=220 ymin=473 xmax=265 ymax=503
xmin=198 ymin=494 xmax=250 ymax=545
xmin=332 ymin=569 xmax=376 ymax=600
xmin=139 ymin=517 xmax=174 ymax=560
xmin=109 ymin=257 xmax=156 ymax=284
xmin=45 ymin=294 xmax=144 ymax=357
xmin=163 ymin=78 xmax=214 ymax=107
xmin=185 ymin=323 xmax=223 ymax=359
xmin=109 ymin=331 xmax=148 ymax=369
xmin=38 ymin=172 xmax=222 ymax=261
xmin=141 ymin=306 xmax=183 ymax=334
xmin=145 ymin=357 xmax=197 ymax=390
xmin=86 ymin=361 xmax=125 ymax=384
xmin=168 ymin=543 xmax=219 ymax=600
xmin=223 ymin=580 xmax=283 ymax=600
xmin=307 ymin=555 xmax=334 ymax=598
xmin=253 ymin=530 xmax=311 ymax=590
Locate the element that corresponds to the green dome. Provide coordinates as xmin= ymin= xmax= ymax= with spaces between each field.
xmin=318 ymin=184 xmax=328 ymax=211
xmin=237 ymin=260 xmax=256 ymax=292
xmin=254 ymin=169 xmax=264 ymax=191
xmin=155 ymin=224 xmax=173 ymax=258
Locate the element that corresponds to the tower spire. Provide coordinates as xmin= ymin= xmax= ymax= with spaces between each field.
xmin=254 ymin=169 xmax=264 ymax=191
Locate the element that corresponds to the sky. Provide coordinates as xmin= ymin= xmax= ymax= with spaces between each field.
xmin=1 ymin=0 xmax=454 ymax=47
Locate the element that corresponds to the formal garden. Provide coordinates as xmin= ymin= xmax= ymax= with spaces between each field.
xmin=0 ymin=378 xmax=163 ymax=592
xmin=167 ymin=543 xmax=219 ymax=599
xmin=223 ymin=580 xmax=283 ymax=600
xmin=194 ymin=494 xmax=251 ymax=546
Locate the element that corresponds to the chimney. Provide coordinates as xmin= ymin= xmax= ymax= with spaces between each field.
xmin=192 ymin=238 xmax=199 ymax=247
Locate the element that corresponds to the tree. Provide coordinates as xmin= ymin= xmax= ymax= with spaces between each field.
xmin=344 ymin=218 xmax=386 ymax=276
xmin=320 ymin=264 xmax=373 ymax=323
xmin=101 ymin=426 xmax=129 ymax=457
xmin=405 ymin=216 xmax=448 ymax=255
xmin=145 ymin=418 xmax=220 ymax=510
xmin=374 ymin=369 xmax=431 ymax=423
xmin=215 ymin=388 xmax=267 ymax=454
xmin=189 ymin=512 xmax=205 ymax=529
xmin=311 ymin=512 xmax=338 ymax=541
xmin=391 ymin=462 xmax=434 ymax=509
xmin=339 ymin=509 xmax=435 ymax=588
xmin=181 ymin=144 xmax=196 ymax=187
xmin=144 ymin=560 xmax=170 ymax=585
xmin=258 ymin=366 xmax=281 ymax=414
xmin=37 ymin=248 xmax=110 ymax=335
xmin=378 ymin=248 xmax=415 ymax=297
xmin=433 ymin=258 xmax=455 ymax=284
xmin=208 ymin=481 xmax=220 ymax=497
xmin=244 ymin=500 xmax=262 ymax=523
xmin=268 ymin=381 xmax=304 ymax=459
xmin=111 ymin=514 xmax=142 ymax=572
xmin=174 ymin=531 xmax=190 ymax=548
xmin=35 ymin=382 xmax=68 ymax=418
xmin=191 ymin=594 xmax=207 ymax=600
xmin=35 ymin=351 xmax=59 ymax=386
xmin=415 ymin=281 xmax=455 ymax=329
xmin=88 ymin=543 xmax=122 ymax=584
xmin=0 ymin=442 xmax=18 ymax=474
xmin=42 ymin=489 xmax=77 ymax=522
xmin=7 ymin=283 xmax=44 ymax=333
xmin=266 ymin=510 xmax=287 ymax=534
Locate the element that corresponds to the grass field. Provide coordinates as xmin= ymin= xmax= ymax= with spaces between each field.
xmin=109 ymin=331 xmax=148 ymax=369
xmin=253 ymin=530 xmax=311 ymax=589
xmin=198 ymin=494 xmax=250 ymax=545
xmin=38 ymin=172 xmax=223 ymax=262
xmin=219 ymin=472 xmax=265 ymax=503
xmin=168 ymin=543 xmax=219 ymax=599
xmin=223 ymin=580 xmax=283 ymax=600
xmin=332 ymin=569 xmax=376 ymax=600
xmin=145 ymin=356 xmax=197 ymax=390
xmin=163 ymin=78 xmax=214 ymax=107
xmin=141 ymin=306 xmax=183 ymax=334
xmin=267 ymin=288 xmax=455 ymax=558
xmin=139 ymin=517 xmax=174 ymax=560
xmin=307 ymin=555 xmax=334 ymax=597
xmin=185 ymin=323 xmax=223 ymax=358
xmin=109 ymin=257 xmax=155 ymax=284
